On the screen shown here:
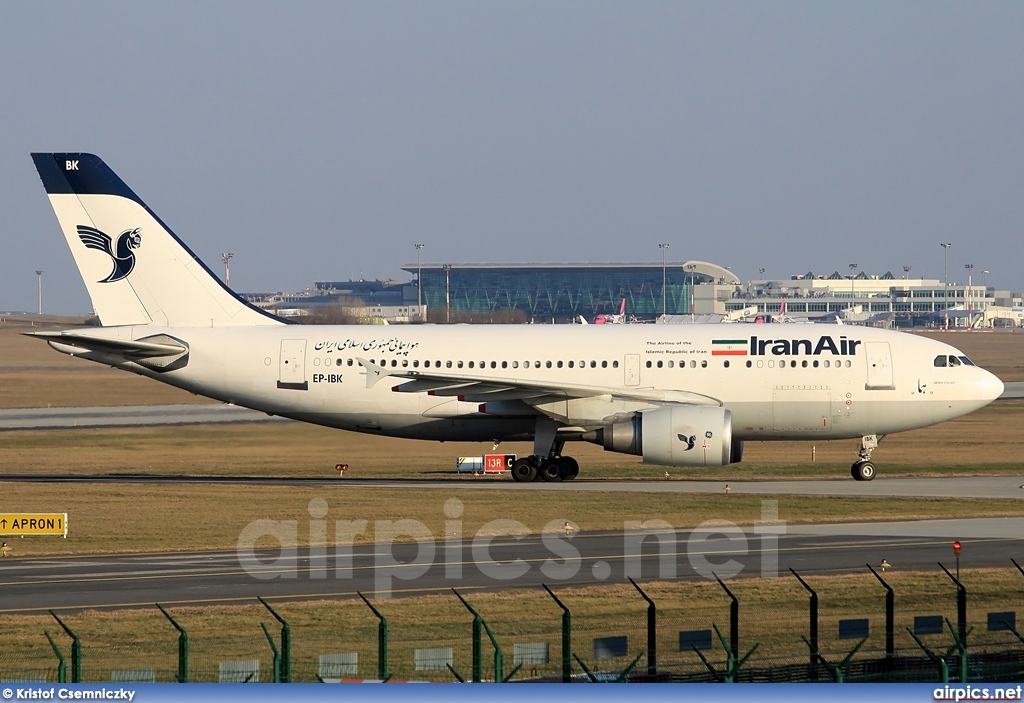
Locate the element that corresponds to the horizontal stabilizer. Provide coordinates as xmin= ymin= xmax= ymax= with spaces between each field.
xmin=25 ymin=331 xmax=186 ymax=357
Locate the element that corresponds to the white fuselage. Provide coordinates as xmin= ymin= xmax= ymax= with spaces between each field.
xmin=68 ymin=323 xmax=1003 ymax=444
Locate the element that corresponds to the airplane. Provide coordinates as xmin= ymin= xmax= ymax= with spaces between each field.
xmin=594 ymin=298 xmax=628 ymax=324
xmin=28 ymin=153 xmax=1004 ymax=482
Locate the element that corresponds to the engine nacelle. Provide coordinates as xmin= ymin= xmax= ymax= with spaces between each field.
xmin=584 ymin=406 xmax=742 ymax=467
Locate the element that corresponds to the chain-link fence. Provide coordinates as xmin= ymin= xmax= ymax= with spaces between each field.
xmin=3 ymin=566 xmax=1023 ymax=683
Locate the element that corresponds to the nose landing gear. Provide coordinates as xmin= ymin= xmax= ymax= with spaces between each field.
xmin=851 ymin=434 xmax=882 ymax=481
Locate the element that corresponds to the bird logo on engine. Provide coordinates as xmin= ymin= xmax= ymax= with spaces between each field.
xmin=677 ymin=434 xmax=696 ymax=451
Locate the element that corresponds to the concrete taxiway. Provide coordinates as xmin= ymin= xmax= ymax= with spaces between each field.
xmin=2 ymin=473 xmax=1023 ymax=500
xmin=1 ymin=519 xmax=1021 ymax=613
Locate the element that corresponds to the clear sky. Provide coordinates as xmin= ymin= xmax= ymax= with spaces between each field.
xmin=2 ymin=2 xmax=1021 ymax=315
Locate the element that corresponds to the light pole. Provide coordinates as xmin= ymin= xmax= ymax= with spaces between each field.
xmin=848 ymin=263 xmax=858 ymax=302
xmin=903 ymin=265 xmax=911 ymax=280
xmin=221 ymin=252 xmax=234 ymax=288
xmin=685 ymin=263 xmax=697 ymax=322
xmin=414 ymin=243 xmax=425 ymax=321
xmin=658 ymin=244 xmax=669 ymax=321
xmin=443 ymin=264 xmax=452 ymax=323
xmin=965 ymin=263 xmax=973 ymax=331
xmin=35 ymin=270 xmax=43 ymax=315
xmin=941 ymin=243 xmax=952 ymax=330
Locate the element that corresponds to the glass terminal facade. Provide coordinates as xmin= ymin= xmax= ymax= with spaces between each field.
xmin=403 ymin=264 xmax=718 ymax=322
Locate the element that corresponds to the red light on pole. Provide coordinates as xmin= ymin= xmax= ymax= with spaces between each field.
xmin=953 ymin=541 xmax=962 ymax=558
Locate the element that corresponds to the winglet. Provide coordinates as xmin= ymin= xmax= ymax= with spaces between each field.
xmin=357 ymin=357 xmax=392 ymax=388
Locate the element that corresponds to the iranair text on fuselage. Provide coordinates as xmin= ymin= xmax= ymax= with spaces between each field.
xmin=748 ymin=334 xmax=862 ymax=357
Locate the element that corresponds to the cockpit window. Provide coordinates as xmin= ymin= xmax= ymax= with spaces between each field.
xmin=934 ymin=355 xmax=947 ymax=367
xmin=948 ymin=355 xmax=961 ymax=367
xmin=959 ymin=356 xmax=975 ymax=366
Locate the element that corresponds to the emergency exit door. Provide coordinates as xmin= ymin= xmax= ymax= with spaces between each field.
xmin=624 ymin=354 xmax=640 ymax=386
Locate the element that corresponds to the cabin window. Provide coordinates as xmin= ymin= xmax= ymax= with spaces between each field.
xmin=724 ymin=360 xmax=730 ymax=368
xmin=646 ymin=361 xmax=652 ymax=368
xmin=613 ymin=360 xmax=619 ymax=368
xmin=768 ymin=360 xmax=775 ymax=368
xmin=823 ymin=360 xmax=830 ymax=368
xmin=490 ymin=361 xmax=497 ymax=369
xmin=701 ymin=360 xmax=707 ymax=368
xmin=656 ymin=361 xmax=663 ymax=369
xmin=601 ymin=361 xmax=608 ymax=368
xmin=337 ymin=358 xmax=344 ymax=367
xmin=790 ymin=360 xmax=796 ymax=368
xmin=812 ymin=360 xmax=818 ymax=368
xmin=557 ymin=361 xmax=564 ymax=368
xmin=591 ymin=361 xmax=597 ymax=368
xmin=445 ymin=360 xmax=451 ymax=368
xmin=512 ymin=361 xmax=519 ymax=369
xmin=404 ymin=360 xmax=410 ymax=368
xmin=456 ymin=361 xmax=463 ymax=368
xmin=745 ymin=360 xmax=752 ymax=368
xmin=568 ymin=361 xmax=575 ymax=368
xmin=546 ymin=361 xmax=552 ymax=368
xmin=523 ymin=361 xmax=530 ymax=369
xmin=801 ymin=360 xmax=808 ymax=368
xmin=845 ymin=360 xmax=852 ymax=368
xmin=690 ymin=360 xmax=696 ymax=368
xmin=502 ymin=361 xmax=508 ymax=369
xmin=668 ymin=361 xmax=674 ymax=368
xmin=468 ymin=361 xmax=474 ymax=368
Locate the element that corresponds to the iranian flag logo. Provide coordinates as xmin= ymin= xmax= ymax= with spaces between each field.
xmin=712 ymin=339 xmax=748 ymax=356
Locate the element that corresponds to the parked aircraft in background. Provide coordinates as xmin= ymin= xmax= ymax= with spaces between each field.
xmin=29 ymin=154 xmax=1004 ymax=482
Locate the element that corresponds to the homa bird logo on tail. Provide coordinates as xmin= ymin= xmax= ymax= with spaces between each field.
xmin=76 ymin=225 xmax=142 ymax=282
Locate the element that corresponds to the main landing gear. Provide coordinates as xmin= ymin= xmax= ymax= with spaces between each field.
xmin=511 ymin=417 xmax=580 ymax=482
xmin=510 ymin=455 xmax=580 ymax=483
xmin=851 ymin=434 xmax=883 ymax=481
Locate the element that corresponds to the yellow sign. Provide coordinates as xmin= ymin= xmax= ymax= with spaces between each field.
xmin=0 ymin=513 xmax=68 ymax=537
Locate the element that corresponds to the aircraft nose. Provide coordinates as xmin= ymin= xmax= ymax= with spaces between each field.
xmin=978 ymin=370 xmax=1004 ymax=402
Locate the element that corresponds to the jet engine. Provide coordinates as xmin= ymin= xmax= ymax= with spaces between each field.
xmin=582 ymin=405 xmax=742 ymax=467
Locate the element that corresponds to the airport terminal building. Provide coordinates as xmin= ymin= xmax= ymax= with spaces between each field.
xmin=401 ymin=261 xmax=739 ymax=323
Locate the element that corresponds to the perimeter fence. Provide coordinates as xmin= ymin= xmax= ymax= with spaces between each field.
xmin=2 ymin=561 xmax=1023 ymax=684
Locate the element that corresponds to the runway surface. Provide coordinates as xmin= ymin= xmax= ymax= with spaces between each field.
xmin=0 ymin=382 xmax=1020 ymax=431
xmin=2 ymin=519 xmax=1022 ymax=613
xmin=2 ymin=473 xmax=1023 ymax=499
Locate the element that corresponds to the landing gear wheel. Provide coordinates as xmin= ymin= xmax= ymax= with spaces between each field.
xmin=539 ymin=458 xmax=564 ymax=482
xmin=851 ymin=461 xmax=876 ymax=481
xmin=560 ymin=456 xmax=579 ymax=480
xmin=511 ymin=458 xmax=537 ymax=483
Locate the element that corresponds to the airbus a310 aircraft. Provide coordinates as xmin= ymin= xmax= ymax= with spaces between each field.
xmin=30 ymin=154 xmax=1004 ymax=482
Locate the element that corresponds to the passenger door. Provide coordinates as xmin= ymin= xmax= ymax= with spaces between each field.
xmin=278 ymin=339 xmax=308 ymax=390
xmin=864 ymin=342 xmax=895 ymax=390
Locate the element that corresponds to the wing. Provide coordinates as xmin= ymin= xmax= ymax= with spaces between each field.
xmin=357 ymin=357 xmax=721 ymax=424
xmin=77 ymin=225 xmax=113 ymax=255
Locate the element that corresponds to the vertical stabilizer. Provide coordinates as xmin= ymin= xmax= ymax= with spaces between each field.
xmin=32 ymin=153 xmax=283 ymax=328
